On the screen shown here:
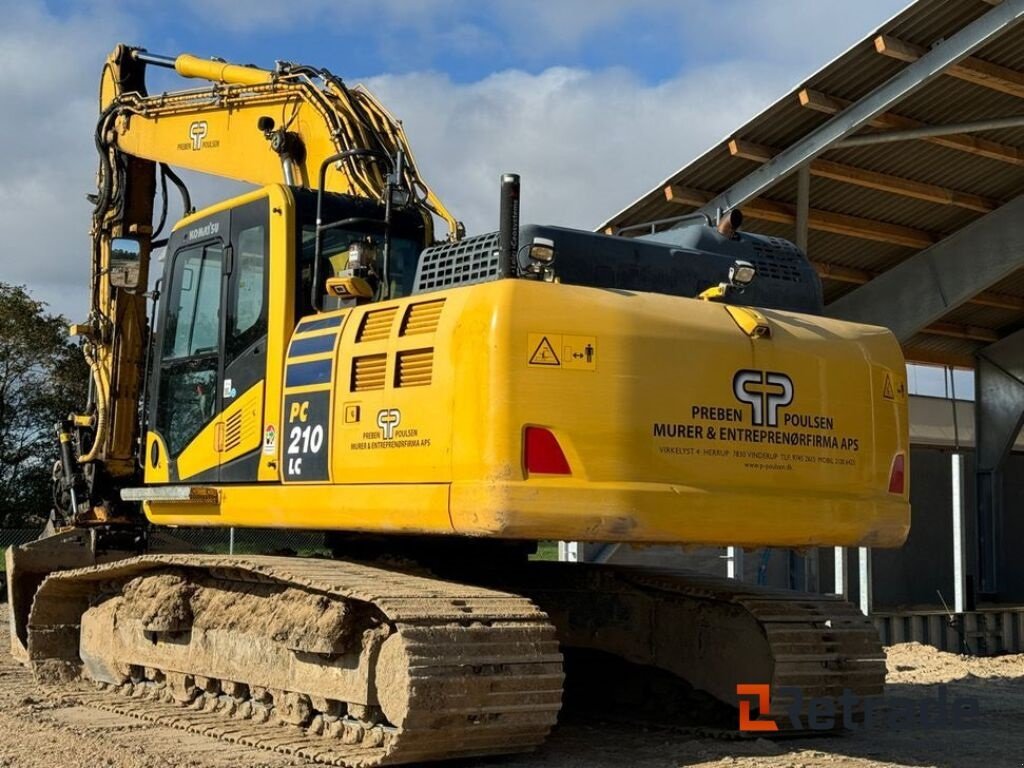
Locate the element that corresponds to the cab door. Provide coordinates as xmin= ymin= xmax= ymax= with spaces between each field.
xmin=150 ymin=225 xmax=228 ymax=483
xmin=217 ymin=197 xmax=269 ymax=481
xmin=146 ymin=198 xmax=270 ymax=484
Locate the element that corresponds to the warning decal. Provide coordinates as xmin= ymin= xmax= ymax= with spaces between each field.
xmin=528 ymin=334 xmax=598 ymax=370
xmin=529 ymin=336 xmax=561 ymax=366
xmin=881 ymin=372 xmax=906 ymax=402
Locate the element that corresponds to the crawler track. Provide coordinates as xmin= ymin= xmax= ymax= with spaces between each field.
xmin=25 ymin=555 xmax=564 ymax=766
xmin=21 ymin=553 xmax=885 ymax=766
xmin=516 ymin=563 xmax=886 ymax=727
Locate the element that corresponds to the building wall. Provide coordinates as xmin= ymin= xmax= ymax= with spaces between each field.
xmin=599 ymin=444 xmax=1024 ymax=610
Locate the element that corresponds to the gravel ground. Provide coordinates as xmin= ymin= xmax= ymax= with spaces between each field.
xmin=1 ymin=604 xmax=1022 ymax=768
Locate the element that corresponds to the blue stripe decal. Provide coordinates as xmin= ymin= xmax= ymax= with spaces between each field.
xmin=285 ymin=359 xmax=333 ymax=388
xmin=289 ymin=334 xmax=337 ymax=358
xmin=297 ymin=314 xmax=343 ymax=332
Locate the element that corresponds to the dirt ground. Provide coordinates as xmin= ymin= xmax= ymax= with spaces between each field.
xmin=1 ymin=604 xmax=1022 ymax=768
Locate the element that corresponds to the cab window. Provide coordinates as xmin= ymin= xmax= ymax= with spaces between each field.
xmin=158 ymin=241 xmax=223 ymax=457
xmin=227 ymin=222 xmax=267 ymax=361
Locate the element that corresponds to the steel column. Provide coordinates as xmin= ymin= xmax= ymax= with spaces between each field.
xmin=974 ymin=329 xmax=1024 ymax=595
xmin=795 ymin=164 xmax=810 ymax=252
xmin=833 ymin=547 xmax=849 ymax=597
xmin=952 ymin=452 xmax=967 ymax=613
xmin=858 ymin=547 xmax=873 ymax=615
xmin=726 ymin=546 xmax=744 ymax=580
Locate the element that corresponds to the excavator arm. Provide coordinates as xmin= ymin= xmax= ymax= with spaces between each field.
xmin=62 ymin=43 xmax=461 ymax=526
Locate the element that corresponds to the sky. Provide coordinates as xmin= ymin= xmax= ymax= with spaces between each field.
xmin=0 ymin=0 xmax=913 ymax=319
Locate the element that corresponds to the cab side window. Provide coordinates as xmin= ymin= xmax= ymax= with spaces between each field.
xmin=158 ymin=242 xmax=223 ymax=457
xmin=227 ymin=223 xmax=267 ymax=362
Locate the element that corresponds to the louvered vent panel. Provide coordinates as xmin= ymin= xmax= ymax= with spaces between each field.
xmin=224 ymin=411 xmax=243 ymax=451
xmin=396 ymin=348 xmax=433 ymax=388
xmin=357 ymin=307 xmax=398 ymax=342
xmin=400 ymin=300 xmax=445 ymax=336
xmin=352 ymin=354 xmax=387 ymax=392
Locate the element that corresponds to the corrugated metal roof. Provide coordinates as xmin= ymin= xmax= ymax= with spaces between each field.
xmin=599 ymin=0 xmax=1024 ymax=367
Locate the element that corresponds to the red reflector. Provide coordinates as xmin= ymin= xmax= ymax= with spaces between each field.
xmin=888 ymin=453 xmax=905 ymax=494
xmin=524 ymin=427 xmax=571 ymax=475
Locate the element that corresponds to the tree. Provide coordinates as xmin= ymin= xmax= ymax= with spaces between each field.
xmin=0 ymin=284 xmax=89 ymax=527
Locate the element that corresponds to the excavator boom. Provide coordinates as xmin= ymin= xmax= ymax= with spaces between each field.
xmin=106 ymin=49 xmax=458 ymax=234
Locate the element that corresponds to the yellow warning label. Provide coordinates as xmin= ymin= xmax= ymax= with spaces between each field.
xmin=528 ymin=335 xmax=561 ymax=366
xmin=528 ymin=334 xmax=597 ymax=370
xmin=561 ymin=335 xmax=597 ymax=370
xmin=883 ymin=374 xmax=895 ymax=401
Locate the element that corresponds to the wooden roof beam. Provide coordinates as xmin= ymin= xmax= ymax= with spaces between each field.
xmin=728 ymin=138 xmax=999 ymax=212
xmin=664 ymin=184 xmax=935 ymax=249
xmin=874 ymin=34 xmax=1024 ymax=99
xmin=924 ymin=322 xmax=1000 ymax=343
xmin=798 ymin=88 xmax=1024 ymax=165
xmin=813 ymin=262 xmax=874 ymax=284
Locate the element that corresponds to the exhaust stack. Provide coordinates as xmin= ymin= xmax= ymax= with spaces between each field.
xmin=499 ymin=173 xmax=521 ymax=277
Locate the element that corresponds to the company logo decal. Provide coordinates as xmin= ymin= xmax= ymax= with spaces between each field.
xmin=651 ymin=369 xmax=861 ymax=470
xmin=737 ymin=683 xmax=979 ymax=732
xmin=732 ymin=370 xmax=793 ymax=427
xmin=376 ymin=408 xmax=401 ymax=440
xmin=189 ymin=121 xmax=208 ymax=150
xmin=178 ymin=121 xmax=220 ymax=152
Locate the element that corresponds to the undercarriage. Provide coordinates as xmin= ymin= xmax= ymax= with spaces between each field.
xmin=8 ymin=533 xmax=885 ymax=765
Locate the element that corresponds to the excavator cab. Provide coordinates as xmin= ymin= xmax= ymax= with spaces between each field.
xmin=144 ymin=185 xmax=426 ymax=486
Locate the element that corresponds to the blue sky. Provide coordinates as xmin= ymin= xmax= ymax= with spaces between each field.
xmin=2 ymin=0 xmax=911 ymax=316
xmin=90 ymin=0 xmax=911 ymax=85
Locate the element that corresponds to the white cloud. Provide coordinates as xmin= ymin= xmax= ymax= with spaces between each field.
xmin=0 ymin=2 xmax=138 ymax=318
xmin=364 ymin=61 xmax=787 ymax=235
xmin=0 ymin=0 xmax=908 ymax=318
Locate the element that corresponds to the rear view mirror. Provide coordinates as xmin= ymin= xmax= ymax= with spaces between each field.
xmin=110 ymin=237 xmax=142 ymax=289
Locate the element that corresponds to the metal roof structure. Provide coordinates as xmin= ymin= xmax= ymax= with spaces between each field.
xmin=599 ymin=0 xmax=1024 ymax=368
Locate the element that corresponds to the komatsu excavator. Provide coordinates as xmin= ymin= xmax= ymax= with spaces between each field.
xmin=6 ymin=44 xmax=910 ymax=765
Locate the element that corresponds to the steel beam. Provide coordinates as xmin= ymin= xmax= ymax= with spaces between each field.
xmin=836 ymin=114 xmax=1024 ymax=147
xmin=692 ymin=0 xmax=1024 ymax=220
xmin=825 ymin=194 xmax=1024 ymax=340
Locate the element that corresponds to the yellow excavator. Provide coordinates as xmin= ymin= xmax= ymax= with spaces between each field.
xmin=6 ymin=44 xmax=910 ymax=765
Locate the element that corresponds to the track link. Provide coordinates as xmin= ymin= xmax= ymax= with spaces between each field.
xmin=515 ymin=563 xmax=886 ymax=727
xmin=26 ymin=555 xmax=564 ymax=766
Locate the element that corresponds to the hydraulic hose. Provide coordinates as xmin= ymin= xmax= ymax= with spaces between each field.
xmin=77 ymin=343 xmax=109 ymax=465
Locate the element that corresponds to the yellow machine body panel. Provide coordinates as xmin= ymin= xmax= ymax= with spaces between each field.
xmin=144 ymin=279 xmax=909 ymax=549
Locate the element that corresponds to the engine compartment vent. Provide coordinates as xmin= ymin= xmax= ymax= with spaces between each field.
xmin=351 ymin=354 xmax=387 ymax=392
xmin=396 ymin=348 xmax=433 ymax=388
xmin=401 ymin=299 xmax=445 ymax=336
xmin=749 ymin=239 xmax=804 ymax=284
xmin=413 ymin=232 xmax=502 ymax=294
xmin=357 ymin=307 xmax=398 ymax=342
xmin=223 ymin=411 xmax=243 ymax=451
